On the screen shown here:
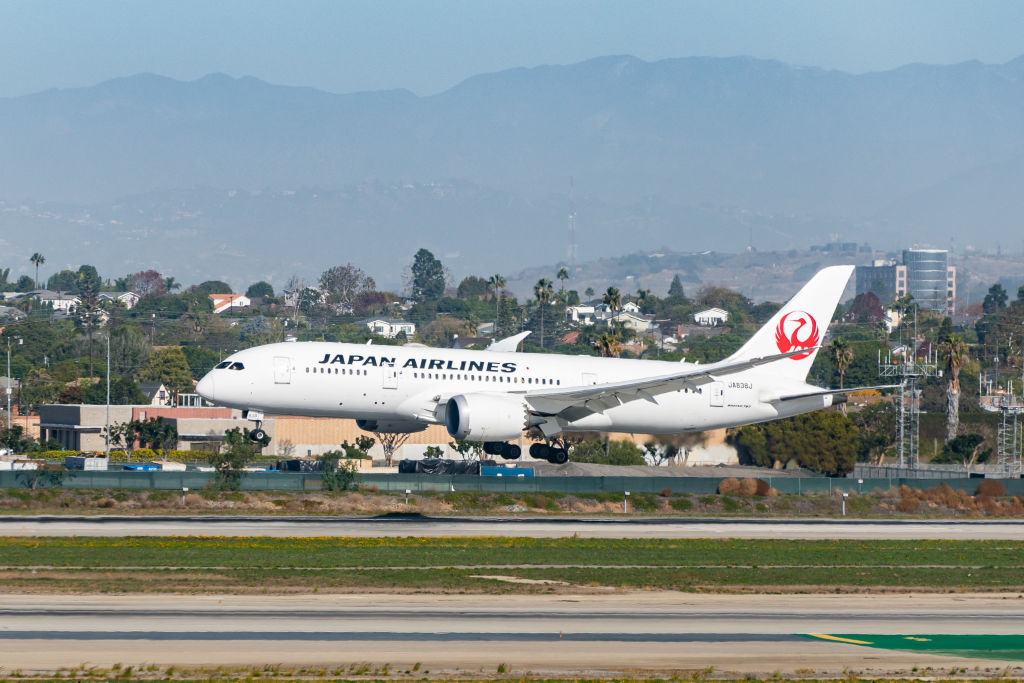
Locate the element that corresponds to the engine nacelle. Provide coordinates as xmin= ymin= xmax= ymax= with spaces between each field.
xmin=356 ymin=418 xmax=427 ymax=434
xmin=445 ymin=394 xmax=530 ymax=442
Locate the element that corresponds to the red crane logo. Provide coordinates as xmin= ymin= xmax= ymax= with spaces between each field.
xmin=774 ymin=311 xmax=819 ymax=360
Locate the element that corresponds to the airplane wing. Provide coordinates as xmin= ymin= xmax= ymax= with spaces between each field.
xmin=524 ymin=347 xmax=814 ymax=419
xmin=486 ymin=331 xmax=531 ymax=352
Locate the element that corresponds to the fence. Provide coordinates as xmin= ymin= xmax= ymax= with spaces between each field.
xmin=2 ymin=470 xmax=1023 ymax=496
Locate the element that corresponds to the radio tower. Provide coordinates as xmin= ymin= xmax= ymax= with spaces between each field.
xmin=567 ymin=176 xmax=577 ymax=269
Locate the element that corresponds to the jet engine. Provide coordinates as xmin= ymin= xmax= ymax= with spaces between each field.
xmin=356 ymin=419 xmax=427 ymax=434
xmin=445 ymin=394 xmax=530 ymax=442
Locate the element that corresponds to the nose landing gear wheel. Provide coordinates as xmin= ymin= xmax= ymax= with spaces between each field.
xmin=250 ymin=428 xmax=267 ymax=442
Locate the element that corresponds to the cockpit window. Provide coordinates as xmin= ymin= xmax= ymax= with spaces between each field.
xmin=215 ymin=361 xmax=231 ymax=369
xmin=229 ymin=362 xmax=245 ymax=370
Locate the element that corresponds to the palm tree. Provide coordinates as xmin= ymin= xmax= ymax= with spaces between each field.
xmin=940 ymin=334 xmax=968 ymax=443
xmin=29 ymin=253 xmax=45 ymax=289
xmin=595 ymin=332 xmax=622 ymax=358
xmin=829 ymin=338 xmax=854 ymax=415
xmin=488 ymin=274 xmax=506 ymax=322
xmin=163 ymin=276 xmax=181 ymax=293
xmin=534 ymin=278 xmax=554 ymax=348
xmin=603 ymin=286 xmax=621 ymax=313
xmin=637 ymin=288 xmax=651 ymax=313
xmin=556 ymin=267 xmax=569 ymax=292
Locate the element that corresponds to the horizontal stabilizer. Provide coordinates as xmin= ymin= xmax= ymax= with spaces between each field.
xmin=770 ymin=384 xmax=899 ymax=402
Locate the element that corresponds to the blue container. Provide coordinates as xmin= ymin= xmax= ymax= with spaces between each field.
xmin=123 ymin=464 xmax=160 ymax=471
xmin=480 ymin=466 xmax=534 ymax=477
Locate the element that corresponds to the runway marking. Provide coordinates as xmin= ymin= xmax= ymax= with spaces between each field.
xmin=806 ymin=633 xmax=873 ymax=644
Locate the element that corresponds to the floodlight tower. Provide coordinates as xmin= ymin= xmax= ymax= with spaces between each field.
xmin=878 ymin=308 xmax=938 ymax=469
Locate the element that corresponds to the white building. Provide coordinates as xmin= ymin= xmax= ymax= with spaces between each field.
xmin=209 ymin=293 xmax=252 ymax=314
xmin=364 ymin=318 xmax=416 ymax=339
xmin=100 ymin=291 xmax=141 ymax=310
xmin=693 ymin=307 xmax=729 ymax=326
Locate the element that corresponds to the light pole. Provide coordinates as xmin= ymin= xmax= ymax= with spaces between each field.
xmin=105 ymin=332 xmax=110 ymax=458
xmin=6 ymin=337 xmax=21 ymax=430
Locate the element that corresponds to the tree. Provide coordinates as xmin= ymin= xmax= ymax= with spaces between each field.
xmin=456 ymin=276 xmax=490 ymax=299
xmin=733 ymin=411 xmax=858 ymax=476
xmin=139 ymin=347 xmax=193 ymax=394
xmin=557 ymin=267 xmax=569 ymax=292
xmin=319 ymin=450 xmax=359 ymax=491
xmin=940 ymin=334 xmax=968 ymax=442
xmin=77 ymin=267 xmax=102 ymax=378
xmin=376 ymin=432 xmax=411 ymax=467
xmin=849 ymin=402 xmax=895 ymax=464
xmin=29 ymin=253 xmax=45 ymax=289
xmin=109 ymin=325 xmax=151 ymax=377
xmin=450 ymin=440 xmax=483 ymax=460
xmin=668 ymin=275 xmax=685 ymax=298
xmin=208 ymin=427 xmax=257 ymax=490
xmin=828 ymin=338 xmax=853 ymax=415
xmin=47 ymin=269 xmax=78 ymax=292
xmin=602 ymin=286 xmax=621 ymax=313
xmin=595 ymin=332 xmax=622 ymax=358
xmin=983 ymin=284 xmax=1008 ymax=315
xmin=488 ymin=274 xmax=506 ymax=321
xmin=246 ymin=281 xmax=275 ymax=299
xmin=83 ymin=376 xmax=147 ymax=405
xmin=533 ymin=278 xmax=554 ymax=348
xmin=570 ymin=438 xmax=646 ymax=465
xmin=320 ymin=263 xmax=374 ymax=311
xmin=643 ymin=440 xmax=679 ymax=466
xmin=15 ymin=275 xmax=34 ymax=292
xmin=584 ymin=286 xmax=595 ymax=302
xmin=194 ymin=280 xmax=233 ymax=295
xmin=163 ymin=276 xmax=181 ymax=292
xmin=410 ymin=249 xmax=445 ymax=302
xmin=932 ymin=433 xmax=989 ymax=466
xmin=128 ymin=270 xmax=165 ymax=298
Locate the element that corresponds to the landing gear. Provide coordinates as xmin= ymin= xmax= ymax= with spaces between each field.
xmin=483 ymin=441 xmax=521 ymax=460
xmin=250 ymin=428 xmax=267 ymax=442
xmin=529 ymin=443 xmax=569 ymax=464
xmin=242 ymin=409 xmax=268 ymax=445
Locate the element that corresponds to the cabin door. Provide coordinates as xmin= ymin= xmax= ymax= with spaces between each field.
xmin=273 ymin=356 xmax=292 ymax=384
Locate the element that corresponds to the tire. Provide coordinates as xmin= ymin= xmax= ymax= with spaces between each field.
xmin=502 ymin=444 xmax=521 ymax=460
xmin=529 ymin=443 xmax=549 ymax=459
xmin=251 ymin=428 xmax=266 ymax=441
xmin=483 ymin=441 xmax=503 ymax=456
xmin=549 ymin=449 xmax=569 ymax=465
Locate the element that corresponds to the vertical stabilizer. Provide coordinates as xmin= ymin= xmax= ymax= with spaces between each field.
xmin=725 ymin=265 xmax=854 ymax=381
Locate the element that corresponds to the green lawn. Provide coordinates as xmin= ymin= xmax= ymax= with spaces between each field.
xmin=2 ymin=537 xmax=1024 ymax=593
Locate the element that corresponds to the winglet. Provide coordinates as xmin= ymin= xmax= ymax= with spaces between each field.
xmin=487 ymin=331 xmax=532 ymax=353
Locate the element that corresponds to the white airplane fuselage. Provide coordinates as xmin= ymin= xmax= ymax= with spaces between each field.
xmin=197 ymin=341 xmax=830 ymax=435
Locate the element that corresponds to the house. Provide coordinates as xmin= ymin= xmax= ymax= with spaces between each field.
xmin=363 ymin=318 xmax=416 ymax=339
xmin=693 ymin=307 xmax=729 ymax=326
xmin=566 ymin=304 xmax=596 ymax=325
xmin=621 ymin=301 xmax=641 ymax=314
xmin=0 ymin=305 xmax=24 ymax=321
xmin=99 ymin=291 xmax=140 ymax=310
xmin=28 ymin=290 xmax=80 ymax=312
xmin=209 ymin=293 xmax=251 ymax=314
xmin=607 ymin=310 xmax=656 ymax=333
xmin=139 ymin=382 xmax=173 ymax=407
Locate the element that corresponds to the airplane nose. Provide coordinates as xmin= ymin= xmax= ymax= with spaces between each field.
xmin=196 ymin=373 xmax=215 ymax=401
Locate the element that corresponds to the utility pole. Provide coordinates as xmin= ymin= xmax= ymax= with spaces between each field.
xmin=105 ymin=332 xmax=111 ymax=458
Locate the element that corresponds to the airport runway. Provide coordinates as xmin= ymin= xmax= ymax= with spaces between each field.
xmin=1 ymin=593 xmax=1022 ymax=677
xmin=3 ymin=514 xmax=1024 ymax=539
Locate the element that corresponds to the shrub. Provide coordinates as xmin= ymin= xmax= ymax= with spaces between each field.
xmin=670 ymin=496 xmax=693 ymax=512
xmin=659 ymin=488 xmax=673 ymax=498
xmin=721 ymin=496 xmax=740 ymax=512
xmin=718 ymin=478 xmax=741 ymax=495
xmin=132 ymin=447 xmax=157 ymax=461
xmin=754 ymin=479 xmax=772 ymax=496
xmin=738 ymin=478 xmax=759 ymax=496
xmin=976 ymin=480 xmax=1006 ymax=498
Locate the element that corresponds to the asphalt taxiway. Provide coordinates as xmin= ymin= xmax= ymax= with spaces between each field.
xmin=3 ymin=514 xmax=1024 ymax=539
xmin=1 ymin=593 xmax=1022 ymax=677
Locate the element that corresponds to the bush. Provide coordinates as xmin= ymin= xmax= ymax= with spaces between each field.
xmin=976 ymin=479 xmax=1006 ymax=498
xmin=718 ymin=478 xmax=741 ymax=495
xmin=738 ymin=478 xmax=759 ymax=496
xmin=721 ymin=496 xmax=740 ymax=512
xmin=41 ymin=450 xmax=81 ymax=460
xmin=670 ymin=496 xmax=693 ymax=512
xmin=132 ymin=447 xmax=157 ymax=461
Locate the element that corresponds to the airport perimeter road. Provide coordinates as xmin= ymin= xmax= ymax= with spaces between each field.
xmin=3 ymin=515 xmax=1024 ymax=539
xmin=1 ymin=593 xmax=1022 ymax=677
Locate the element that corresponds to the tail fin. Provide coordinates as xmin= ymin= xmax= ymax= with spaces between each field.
xmin=725 ymin=265 xmax=854 ymax=381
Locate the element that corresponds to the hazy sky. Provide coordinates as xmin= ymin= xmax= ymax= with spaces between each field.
xmin=2 ymin=0 xmax=1023 ymax=97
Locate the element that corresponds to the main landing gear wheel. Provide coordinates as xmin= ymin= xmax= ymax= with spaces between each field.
xmin=529 ymin=443 xmax=569 ymax=464
xmin=483 ymin=441 xmax=521 ymax=460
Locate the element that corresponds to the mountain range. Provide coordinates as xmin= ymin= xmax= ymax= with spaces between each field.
xmin=2 ymin=54 xmax=1023 ymax=293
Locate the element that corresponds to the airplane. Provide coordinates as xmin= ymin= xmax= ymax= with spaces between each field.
xmin=196 ymin=265 xmax=871 ymax=464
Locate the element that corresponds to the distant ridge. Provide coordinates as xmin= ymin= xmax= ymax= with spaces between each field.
xmin=1 ymin=54 xmax=1023 ymax=286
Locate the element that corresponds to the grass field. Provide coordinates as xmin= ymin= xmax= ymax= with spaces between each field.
xmin=3 ymin=536 xmax=1023 ymax=593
